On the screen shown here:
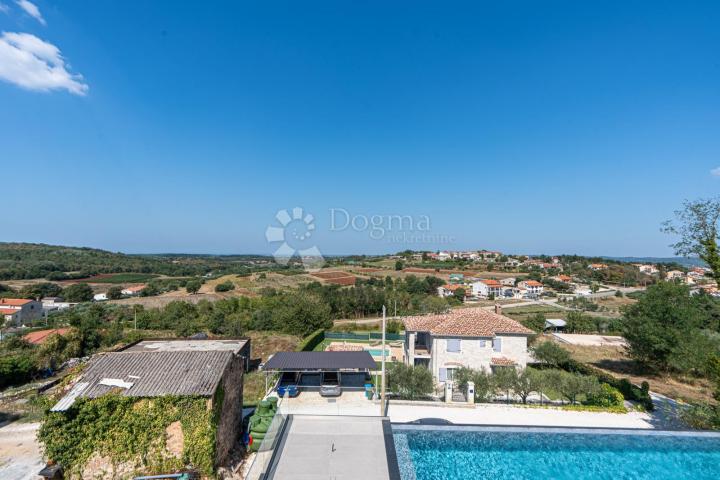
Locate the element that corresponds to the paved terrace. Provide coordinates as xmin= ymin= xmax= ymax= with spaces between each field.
xmin=265 ymin=415 xmax=400 ymax=480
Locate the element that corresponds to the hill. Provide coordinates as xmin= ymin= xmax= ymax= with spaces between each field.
xmin=0 ymin=243 xmax=278 ymax=281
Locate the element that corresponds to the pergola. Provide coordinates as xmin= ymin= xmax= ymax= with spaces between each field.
xmin=262 ymin=351 xmax=377 ymax=393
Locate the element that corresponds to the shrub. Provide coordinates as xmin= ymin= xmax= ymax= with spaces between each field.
xmin=214 ymin=281 xmax=235 ymax=292
xmin=586 ymin=383 xmax=625 ymax=408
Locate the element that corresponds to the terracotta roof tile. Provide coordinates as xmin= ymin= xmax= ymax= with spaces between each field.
xmin=0 ymin=298 xmax=33 ymax=306
xmin=491 ymin=357 xmax=517 ymax=366
xmin=403 ymin=307 xmax=533 ymax=337
xmin=23 ymin=328 xmax=71 ymax=345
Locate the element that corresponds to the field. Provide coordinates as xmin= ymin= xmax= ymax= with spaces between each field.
xmin=503 ymin=305 xmax=568 ymax=322
xmin=63 ymin=273 xmax=160 ymax=284
xmin=554 ymin=339 xmax=716 ymax=404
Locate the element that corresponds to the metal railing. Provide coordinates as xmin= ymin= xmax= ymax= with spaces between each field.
xmin=244 ymin=395 xmax=290 ymax=480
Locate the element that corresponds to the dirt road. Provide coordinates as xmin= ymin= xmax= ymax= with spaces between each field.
xmin=0 ymin=421 xmax=43 ymax=480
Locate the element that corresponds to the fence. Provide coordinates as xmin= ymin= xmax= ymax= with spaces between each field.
xmin=324 ymin=332 xmax=404 ymax=342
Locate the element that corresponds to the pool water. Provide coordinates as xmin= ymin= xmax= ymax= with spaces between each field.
xmin=393 ymin=427 xmax=720 ymax=480
xmin=366 ymin=348 xmax=390 ymax=356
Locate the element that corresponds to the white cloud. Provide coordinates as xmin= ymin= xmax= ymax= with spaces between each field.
xmin=711 ymin=167 xmax=720 ymax=177
xmin=0 ymin=3 xmax=10 ymax=14
xmin=15 ymin=0 xmax=45 ymax=25
xmin=0 ymin=32 xmax=88 ymax=95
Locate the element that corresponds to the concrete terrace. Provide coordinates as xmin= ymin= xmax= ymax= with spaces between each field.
xmin=265 ymin=415 xmax=400 ymax=480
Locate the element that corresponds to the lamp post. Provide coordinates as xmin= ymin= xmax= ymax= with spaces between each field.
xmin=380 ymin=305 xmax=387 ymax=416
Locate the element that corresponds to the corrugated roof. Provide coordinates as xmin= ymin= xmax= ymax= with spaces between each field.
xmin=51 ymin=350 xmax=235 ymax=411
xmin=264 ymin=351 xmax=376 ymax=371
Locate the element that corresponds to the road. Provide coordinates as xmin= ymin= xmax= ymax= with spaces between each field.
xmin=0 ymin=421 xmax=43 ymax=480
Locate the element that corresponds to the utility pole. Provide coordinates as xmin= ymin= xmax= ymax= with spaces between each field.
xmin=134 ymin=305 xmax=137 ymax=330
xmin=380 ymin=305 xmax=387 ymax=416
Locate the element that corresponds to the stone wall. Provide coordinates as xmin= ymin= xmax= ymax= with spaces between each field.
xmin=214 ymin=352 xmax=244 ymax=466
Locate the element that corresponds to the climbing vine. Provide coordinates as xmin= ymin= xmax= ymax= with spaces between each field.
xmin=39 ymin=394 xmax=219 ymax=478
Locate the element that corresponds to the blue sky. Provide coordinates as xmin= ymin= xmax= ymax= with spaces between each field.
xmin=1 ymin=1 xmax=718 ymax=257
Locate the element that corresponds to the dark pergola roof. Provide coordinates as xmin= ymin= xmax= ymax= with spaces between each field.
xmin=264 ymin=351 xmax=377 ymax=372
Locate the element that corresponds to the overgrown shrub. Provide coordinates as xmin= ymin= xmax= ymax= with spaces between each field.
xmin=39 ymin=394 xmax=218 ymax=478
xmin=387 ymin=363 xmax=434 ymax=400
xmin=297 ymin=329 xmax=325 ymax=351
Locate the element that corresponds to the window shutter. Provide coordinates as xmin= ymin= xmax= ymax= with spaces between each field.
xmin=439 ymin=368 xmax=447 ymax=382
xmin=479 ymin=340 xmax=487 ymax=348
xmin=493 ymin=337 xmax=502 ymax=352
xmin=447 ymin=339 xmax=461 ymax=352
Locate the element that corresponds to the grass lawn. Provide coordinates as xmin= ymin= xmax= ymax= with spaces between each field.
xmin=243 ymin=331 xmax=302 ymax=405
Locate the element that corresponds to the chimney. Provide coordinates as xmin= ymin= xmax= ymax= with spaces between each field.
xmin=494 ymin=304 xmax=502 ymax=315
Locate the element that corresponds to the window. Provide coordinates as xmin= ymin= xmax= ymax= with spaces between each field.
xmin=479 ymin=340 xmax=487 ymax=348
xmin=493 ymin=337 xmax=502 ymax=352
xmin=439 ymin=368 xmax=447 ymax=382
xmin=447 ymin=339 xmax=461 ymax=352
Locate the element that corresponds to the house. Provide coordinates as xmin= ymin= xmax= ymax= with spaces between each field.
xmin=503 ymin=258 xmax=521 ymax=268
xmin=41 ymin=297 xmax=76 ymax=312
xmin=544 ymin=319 xmax=566 ymax=332
xmin=448 ymin=273 xmax=464 ymax=284
xmin=552 ymin=274 xmax=572 ymax=283
xmin=666 ymin=270 xmax=685 ymax=281
xmin=437 ymin=284 xmax=465 ymax=298
xmin=588 ymin=263 xmax=609 ymax=271
xmin=121 ymin=284 xmax=146 ymax=296
xmin=500 ymin=277 xmax=516 ymax=286
xmin=93 ymin=293 xmax=108 ymax=301
xmin=23 ymin=328 xmax=71 ymax=345
xmin=470 ymin=279 xmax=502 ymax=298
xmin=0 ymin=298 xmax=43 ymax=325
xmin=436 ymin=251 xmax=452 ymax=261
xmin=518 ymin=280 xmax=544 ymax=296
xmin=635 ymin=264 xmax=659 ymax=275
xmin=403 ymin=306 xmax=533 ymax=384
xmin=49 ymin=339 xmax=251 ymax=474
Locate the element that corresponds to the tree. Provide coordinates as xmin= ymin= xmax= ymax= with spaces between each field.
xmin=107 ymin=286 xmax=123 ymax=300
xmin=61 ymin=283 xmax=93 ymax=302
xmin=455 ymin=367 xmax=493 ymax=402
xmin=559 ymin=372 xmax=599 ymax=404
xmin=492 ymin=367 xmax=518 ymax=403
xmin=531 ymin=341 xmax=570 ymax=367
xmin=453 ymin=287 xmax=466 ymax=302
xmin=395 ymin=260 xmax=404 ymax=271
xmin=622 ymin=281 xmax=710 ymax=371
xmin=387 ymin=363 xmax=434 ymax=400
xmin=524 ymin=312 xmax=546 ymax=332
xmin=186 ymin=279 xmax=202 ymax=294
xmin=20 ymin=282 xmax=62 ymax=299
xmin=663 ymin=197 xmax=720 ymax=286
xmin=514 ymin=368 xmax=541 ymax=404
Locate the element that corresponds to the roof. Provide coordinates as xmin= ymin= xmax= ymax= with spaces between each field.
xmin=122 ymin=284 xmax=146 ymax=292
xmin=0 ymin=298 xmax=33 ymax=306
xmin=440 ymin=284 xmax=464 ymax=291
xmin=0 ymin=308 xmax=19 ymax=315
xmin=403 ymin=307 xmax=533 ymax=337
xmin=123 ymin=339 xmax=247 ymax=353
xmin=23 ymin=328 xmax=70 ymax=345
xmin=522 ymin=280 xmax=543 ymax=287
xmin=477 ymin=279 xmax=501 ymax=287
xmin=51 ymin=350 xmax=235 ymax=411
xmin=263 ymin=351 xmax=377 ymax=371
xmin=545 ymin=319 xmax=567 ymax=328
xmin=51 ymin=339 xmax=248 ymax=411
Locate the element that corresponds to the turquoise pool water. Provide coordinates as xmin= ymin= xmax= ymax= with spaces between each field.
xmin=393 ymin=426 xmax=720 ymax=480
xmin=366 ymin=348 xmax=390 ymax=356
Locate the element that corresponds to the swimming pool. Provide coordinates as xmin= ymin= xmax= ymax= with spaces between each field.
xmin=393 ymin=425 xmax=720 ymax=480
xmin=366 ymin=348 xmax=390 ymax=356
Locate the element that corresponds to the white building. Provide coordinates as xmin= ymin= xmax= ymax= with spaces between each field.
xmin=469 ymin=279 xmax=502 ymax=298
xmin=500 ymin=277 xmax=516 ymax=286
xmin=517 ymin=280 xmax=544 ymax=296
xmin=121 ymin=285 xmax=146 ymax=296
xmin=403 ymin=307 xmax=533 ymax=385
xmin=635 ymin=264 xmax=659 ymax=275
xmin=666 ymin=270 xmax=685 ymax=281
xmin=94 ymin=293 xmax=108 ymax=301
xmin=437 ymin=284 xmax=465 ymax=298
